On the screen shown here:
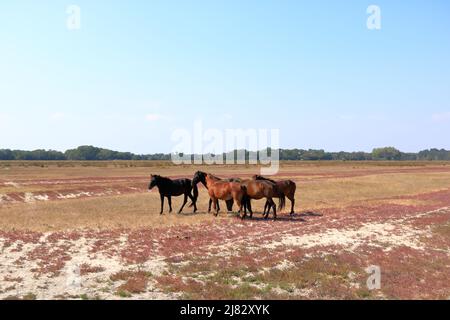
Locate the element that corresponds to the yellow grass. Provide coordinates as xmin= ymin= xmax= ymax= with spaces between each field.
xmin=296 ymin=172 xmax=450 ymax=209
xmin=1 ymin=161 xmax=450 ymax=231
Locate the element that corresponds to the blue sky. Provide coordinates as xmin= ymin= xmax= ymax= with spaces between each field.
xmin=1 ymin=0 xmax=449 ymax=153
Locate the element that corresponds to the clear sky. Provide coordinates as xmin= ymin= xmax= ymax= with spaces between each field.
xmin=1 ymin=0 xmax=450 ymax=153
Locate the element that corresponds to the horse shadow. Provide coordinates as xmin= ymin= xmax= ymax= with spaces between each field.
xmin=242 ymin=210 xmax=323 ymax=222
xmin=178 ymin=210 xmax=209 ymax=216
xmin=178 ymin=210 xmax=323 ymax=222
xmin=295 ymin=211 xmax=324 ymax=218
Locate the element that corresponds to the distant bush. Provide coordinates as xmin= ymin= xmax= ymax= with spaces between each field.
xmin=372 ymin=147 xmax=402 ymax=160
xmin=65 ymin=146 xmax=134 ymax=161
xmin=0 ymin=149 xmax=65 ymax=160
xmin=1 ymin=146 xmax=449 ymax=161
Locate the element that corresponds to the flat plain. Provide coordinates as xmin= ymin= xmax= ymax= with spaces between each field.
xmin=1 ymin=161 xmax=450 ymax=299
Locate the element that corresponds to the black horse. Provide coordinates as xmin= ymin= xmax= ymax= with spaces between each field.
xmin=148 ymin=175 xmax=198 ymax=214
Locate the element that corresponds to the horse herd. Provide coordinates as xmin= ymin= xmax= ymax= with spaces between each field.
xmin=148 ymin=171 xmax=296 ymax=220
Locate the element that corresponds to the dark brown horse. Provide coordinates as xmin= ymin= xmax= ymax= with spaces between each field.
xmin=240 ymin=179 xmax=285 ymax=220
xmin=253 ymin=175 xmax=296 ymax=215
xmin=192 ymin=171 xmax=246 ymax=216
xmin=148 ymin=175 xmax=197 ymax=214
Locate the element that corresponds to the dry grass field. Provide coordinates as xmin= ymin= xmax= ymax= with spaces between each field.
xmin=1 ymin=161 xmax=450 ymax=299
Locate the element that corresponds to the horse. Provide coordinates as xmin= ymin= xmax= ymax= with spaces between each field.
xmin=192 ymin=171 xmax=246 ymax=216
xmin=240 ymin=179 xmax=285 ymax=220
xmin=191 ymin=172 xmax=239 ymax=213
xmin=253 ymin=175 xmax=296 ymax=215
xmin=148 ymin=174 xmax=198 ymax=214
xmin=208 ymin=177 xmax=241 ymax=213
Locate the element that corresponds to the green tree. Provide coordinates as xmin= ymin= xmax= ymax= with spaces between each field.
xmin=372 ymin=147 xmax=402 ymax=160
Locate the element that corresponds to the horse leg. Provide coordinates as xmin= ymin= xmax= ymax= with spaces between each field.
xmin=209 ymin=199 xmax=221 ymax=212
xmin=212 ymin=197 xmax=219 ymax=216
xmin=159 ymin=194 xmax=164 ymax=214
xmin=243 ymin=197 xmax=250 ymax=216
xmin=188 ymin=193 xmax=197 ymax=213
xmin=264 ymin=198 xmax=274 ymax=219
xmin=226 ymin=199 xmax=233 ymax=212
xmin=236 ymin=197 xmax=245 ymax=220
xmin=178 ymin=194 xmax=188 ymax=214
xmin=247 ymin=198 xmax=253 ymax=218
xmin=168 ymin=196 xmax=172 ymax=213
xmin=263 ymin=199 xmax=269 ymax=219
xmin=240 ymin=201 xmax=246 ymax=220
xmin=272 ymin=198 xmax=277 ymax=220
xmin=290 ymin=197 xmax=295 ymax=215
xmin=232 ymin=191 xmax=245 ymax=219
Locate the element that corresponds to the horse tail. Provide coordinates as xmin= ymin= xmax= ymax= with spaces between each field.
xmin=240 ymin=185 xmax=250 ymax=209
xmin=189 ymin=182 xmax=198 ymax=207
xmin=278 ymin=194 xmax=286 ymax=211
xmin=276 ymin=187 xmax=286 ymax=211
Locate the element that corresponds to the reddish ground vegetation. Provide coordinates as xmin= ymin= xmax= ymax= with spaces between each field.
xmin=2 ymin=163 xmax=450 ymax=299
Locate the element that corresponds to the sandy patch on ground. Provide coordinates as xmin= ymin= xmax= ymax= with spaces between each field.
xmin=2 ymin=206 xmax=447 ymax=299
xmin=268 ymin=222 xmax=425 ymax=252
xmin=0 ymin=232 xmax=176 ymax=300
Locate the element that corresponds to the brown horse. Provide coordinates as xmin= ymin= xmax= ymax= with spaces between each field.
xmin=206 ymin=176 xmax=241 ymax=213
xmin=192 ymin=171 xmax=246 ymax=216
xmin=253 ymin=175 xmax=296 ymax=215
xmin=240 ymin=179 xmax=285 ymax=220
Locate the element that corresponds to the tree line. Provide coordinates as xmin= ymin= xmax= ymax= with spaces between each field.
xmin=1 ymin=146 xmax=450 ymax=161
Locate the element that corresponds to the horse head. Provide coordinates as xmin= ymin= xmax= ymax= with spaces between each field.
xmin=148 ymin=174 xmax=160 ymax=190
xmin=192 ymin=171 xmax=206 ymax=187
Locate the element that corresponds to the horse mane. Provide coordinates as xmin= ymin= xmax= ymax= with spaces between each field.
xmin=154 ymin=175 xmax=172 ymax=183
xmin=207 ymin=173 xmax=222 ymax=180
xmin=255 ymin=175 xmax=276 ymax=183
